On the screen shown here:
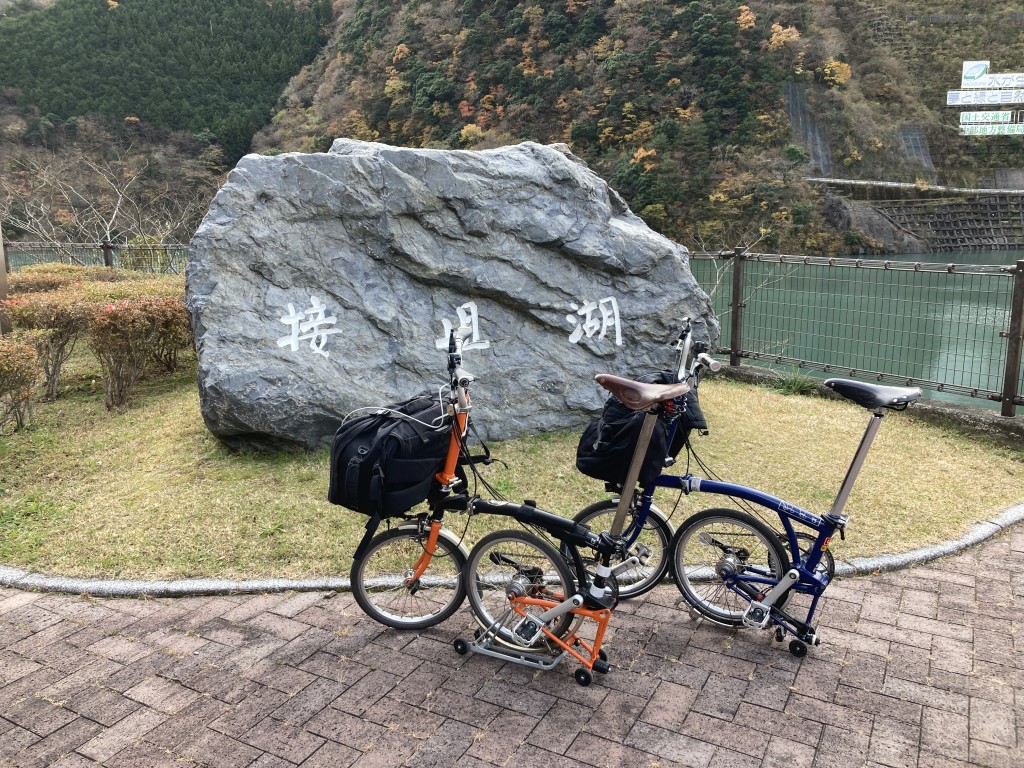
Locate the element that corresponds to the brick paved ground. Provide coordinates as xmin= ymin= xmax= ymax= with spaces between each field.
xmin=1 ymin=527 xmax=1021 ymax=768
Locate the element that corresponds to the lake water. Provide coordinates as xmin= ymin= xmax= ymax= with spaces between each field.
xmin=691 ymin=249 xmax=1024 ymax=412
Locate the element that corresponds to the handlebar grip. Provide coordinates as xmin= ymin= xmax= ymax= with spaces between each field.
xmin=697 ymin=353 xmax=722 ymax=373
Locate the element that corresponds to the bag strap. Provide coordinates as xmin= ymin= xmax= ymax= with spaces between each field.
xmin=351 ymin=514 xmax=382 ymax=561
xmin=460 ymin=417 xmax=492 ymax=466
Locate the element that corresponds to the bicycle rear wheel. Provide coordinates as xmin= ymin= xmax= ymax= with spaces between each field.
xmin=671 ymin=508 xmax=789 ymax=626
xmin=465 ymin=530 xmax=576 ymax=650
xmin=571 ymin=499 xmax=672 ymax=599
xmin=350 ymin=527 xmax=466 ymax=630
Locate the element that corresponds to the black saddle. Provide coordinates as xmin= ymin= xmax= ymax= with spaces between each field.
xmin=824 ymin=379 xmax=921 ymax=410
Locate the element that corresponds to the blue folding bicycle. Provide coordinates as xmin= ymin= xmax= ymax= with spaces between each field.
xmin=577 ymin=320 xmax=920 ymax=656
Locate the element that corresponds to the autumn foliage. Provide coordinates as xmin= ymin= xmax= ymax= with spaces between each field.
xmin=89 ymin=298 xmax=178 ymax=409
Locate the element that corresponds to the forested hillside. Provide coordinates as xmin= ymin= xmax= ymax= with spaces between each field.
xmin=254 ymin=0 xmax=1024 ymax=252
xmin=2 ymin=0 xmax=1024 ymax=253
xmin=0 ymin=0 xmax=330 ymax=161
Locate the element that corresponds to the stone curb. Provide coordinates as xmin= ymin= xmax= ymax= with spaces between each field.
xmin=1 ymin=503 xmax=1022 ymax=598
xmin=833 ymin=502 xmax=1024 ymax=577
xmin=0 ymin=566 xmax=350 ymax=598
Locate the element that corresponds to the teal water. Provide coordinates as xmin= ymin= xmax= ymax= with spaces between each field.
xmin=691 ymin=249 xmax=1024 ymax=412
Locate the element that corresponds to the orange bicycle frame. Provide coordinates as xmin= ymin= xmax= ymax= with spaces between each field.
xmin=508 ymin=595 xmax=612 ymax=671
xmin=405 ymin=402 xmax=469 ymax=584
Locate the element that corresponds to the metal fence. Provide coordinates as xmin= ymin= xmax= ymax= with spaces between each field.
xmin=690 ymin=250 xmax=1024 ymax=416
xmin=3 ymin=242 xmax=189 ymax=274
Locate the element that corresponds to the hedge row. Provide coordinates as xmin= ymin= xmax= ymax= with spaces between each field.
xmin=0 ymin=264 xmax=193 ymax=422
xmin=0 ymin=335 xmax=39 ymax=434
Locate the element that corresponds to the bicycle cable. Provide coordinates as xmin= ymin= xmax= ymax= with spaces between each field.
xmin=685 ymin=441 xmax=782 ymax=532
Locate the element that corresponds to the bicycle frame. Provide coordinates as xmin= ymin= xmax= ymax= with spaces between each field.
xmin=460 ymin=497 xmax=626 ymax=681
xmin=471 ymin=591 xmax=614 ymax=675
xmin=395 ymin=330 xmax=476 ymax=581
xmin=643 ymin=386 xmax=912 ymax=650
xmin=662 ymin=475 xmax=836 ymax=628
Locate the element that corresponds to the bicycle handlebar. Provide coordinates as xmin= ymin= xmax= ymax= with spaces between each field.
xmin=446 ymin=325 xmax=477 ymax=410
xmin=672 ymin=319 xmax=721 ymax=383
xmin=696 ymin=352 xmax=721 ymax=373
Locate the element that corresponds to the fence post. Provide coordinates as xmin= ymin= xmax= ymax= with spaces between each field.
xmin=729 ymin=246 xmax=745 ymax=367
xmin=1001 ymin=259 xmax=1024 ymax=417
xmin=102 ymin=240 xmax=114 ymax=268
xmin=0 ymin=239 xmax=9 ymax=335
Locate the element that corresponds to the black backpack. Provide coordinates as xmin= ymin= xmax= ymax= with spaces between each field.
xmin=575 ymin=371 xmax=707 ymax=489
xmin=328 ymin=393 xmax=453 ymax=517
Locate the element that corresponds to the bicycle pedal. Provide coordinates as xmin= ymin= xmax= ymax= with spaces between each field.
xmin=633 ymin=543 xmax=653 ymax=564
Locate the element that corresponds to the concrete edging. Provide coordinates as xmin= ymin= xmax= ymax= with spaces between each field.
xmin=2 ymin=503 xmax=1023 ymax=598
xmin=833 ymin=502 xmax=1024 ymax=577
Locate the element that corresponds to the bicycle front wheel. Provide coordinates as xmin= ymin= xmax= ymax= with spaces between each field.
xmin=465 ymin=530 xmax=576 ymax=650
xmin=350 ymin=527 xmax=466 ymax=630
xmin=571 ymin=499 xmax=673 ymax=599
xmin=671 ymin=508 xmax=789 ymax=626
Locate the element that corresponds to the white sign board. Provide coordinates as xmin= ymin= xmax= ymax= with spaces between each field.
xmin=961 ymin=62 xmax=1024 ymax=89
xmin=959 ymin=110 xmax=1014 ymax=124
xmin=947 ymin=89 xmax=1024 ymax=106
xmin=960 ymin=124 xmax=1024 ymax=136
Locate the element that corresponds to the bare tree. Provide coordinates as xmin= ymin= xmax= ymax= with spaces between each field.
xmin=0 ymin=139 xmax=217 ymax=254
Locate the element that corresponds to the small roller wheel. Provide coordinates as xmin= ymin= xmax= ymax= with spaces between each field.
xmin=574 ymin=668 xmax=593 ymax=687
xmin=592 ymin=659 xmax=610 ymax=675
xmin=453 ymin=638 xmax=470 ymax=655
xmin=789 ymin=639 xmax=807 ymax=658
xmin=598 ymin=648 xmax=608 ymax=662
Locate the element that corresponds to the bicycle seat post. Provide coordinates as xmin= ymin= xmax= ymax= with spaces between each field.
xmin=608 ymin=411 xmax=660 ymax=537
xmin=828 ymin=409 xmax=884 ymax=520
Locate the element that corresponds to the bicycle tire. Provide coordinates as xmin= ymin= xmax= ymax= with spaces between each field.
xmin=465 ymin=529 xmax=576 ymax=651
xmin=569 ymin=499 xmax=673 ymax=599
xmin=671 ymin=508 xmax=789 ymax=626
xmin=350 ymin=527 xmax=467 ymax=630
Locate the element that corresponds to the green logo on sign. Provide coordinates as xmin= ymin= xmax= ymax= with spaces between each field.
xmin=962 ymin=61 xmax=989 ymax=82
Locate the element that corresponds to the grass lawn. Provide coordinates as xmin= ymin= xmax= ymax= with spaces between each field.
xmin=1 ymin=348 xmax=1021 ymax=580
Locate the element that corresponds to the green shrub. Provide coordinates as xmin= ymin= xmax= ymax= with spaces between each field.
xmin=89 ymin=298 xmax=184 ymax=409
xmin=77 ymin=266 xmax=157 ymax=283
xmin=8 ymin=269 xmax=78 ymax=294
xmin=148 ymin=297 xmax=193 ymax=373
xmin=78 ymin=279 xmax=191 ymax=371
xmin=0 ymin=290 xmax=96 ymax=399
xmin=77 ymin=275 xmax=185 ymax=302
xmin=0 ymin=335 xmax=42 ymax=433
xmin=9 ymin=263 xmax=162 ymax=294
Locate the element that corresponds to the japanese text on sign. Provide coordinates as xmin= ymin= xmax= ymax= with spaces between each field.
xmin=277 ymin=296 xmax=342 ymax=358
xmin=566 ymin=297 xmax=622 ymax=346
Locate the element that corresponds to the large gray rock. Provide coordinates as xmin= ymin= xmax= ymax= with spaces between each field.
xmin=186 ymin=140 xmax=717 ymax=450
